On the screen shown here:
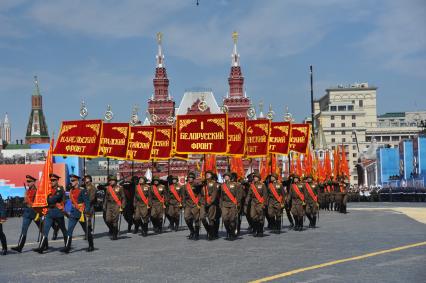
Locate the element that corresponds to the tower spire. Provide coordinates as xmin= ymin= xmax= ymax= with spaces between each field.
xmin=231 ymin=31 xmax=240 ymax=67
xmin=156 ymin=32 xmax=164 ymax=68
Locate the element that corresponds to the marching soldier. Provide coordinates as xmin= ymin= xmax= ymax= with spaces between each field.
xmin=304 ymin=175 xmax=319 ymax=228
xmin=324 ymin=179 xmax=333 ymax=211
xmin=11 ymin=175 xmax=41 ymax=253
xmin=282 ymin=176 xmax=295 ymax=228
xmin=245 ymin=172 xmax=268 ymax=237
xmin=150 ymin=176 xmax=167 ymax=234
xmin=201 ymin=170 xmax=220 ymax=240
xmin=61 ymin=174 xmax=92 ymax=253
xmin=339 ymin=176 xmax=349 ymax=214
xmin=288 ymin=174 xmax=305 ymax=231
xmin=104 ymin=175 xmax=126 ymax=240
xmin=83 ymin=175 xmax=96 ymax=244
xmin=133 ymin=176 xmax=151 ymax=236
xmin=34 ymin=173 xmax=67 ymax=253
xmin=0 ymin=193 xmax=7 ymax=255
xmin=266 ymin=173 xmax=285 ymax=234
xmin=183 ymin=172 xmax=201 ymax=240
xmin=221 ymin=172 xmax=241 ymax=240
xmin=120 ymin=176 xmax=136 ymax=233
xmin=166 ymin=175 xmax=183 ymax=232
xmin=333 ymin=178 xmax=342 ymax=212
xmin=242 ymin=173 xmax=255 ymax=233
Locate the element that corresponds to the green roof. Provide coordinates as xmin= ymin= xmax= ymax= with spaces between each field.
xmin=377 ymin=112 xmax=405 ymax=118
xmin=4 ymin=144 xmax=32 ymax=150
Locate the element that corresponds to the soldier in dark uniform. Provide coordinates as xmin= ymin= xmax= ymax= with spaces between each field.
xmin=242 ymin=173 xmax=255 ymax=233
xmin=120 ymin=176 xmax=136 ymax=233
xmin=245 ymin=172 xmax=268 ymax=237
xmin=104 ymin=175 xmax=126 ymax=240
xmin=303 ymin=175 xmax=319 ymax=228
xmin=266 ymin=173 xmax=285 ymax=234
xmin=200 ymin=170 xmax=220 ymax=240
xmin=150 ymin=176 xmax=167 ymax=234
xmin=11 ymin=175 xmax=41 ymax=253
xmin=333 ymin=178 xmax=342 ymax=212
xmin=220 ymin=172 xmax=241 ymax=240
xmin=60 ymin=174 xmax=92 ymax=253
xmin=339 ymin=176 xmax=349 ymax=214
xmin=183 ymin=172 xmax=201 ymax=240
xmin=133 ymin=176 xmax=151 ymax=236
xmin=288 ymin=174 xmax=305 ymax=231
xmin=83 ymin=175 xmax=96 ymax=245
xmin=282 ymin=176 xmax=295 ymax=228
xmin=34 ymin=173 xmax=67 ymax=253
xmin=166 ymin=175 xmax=183 ymax=232
xmin=0 ymin=193 xmax=7 ymax=255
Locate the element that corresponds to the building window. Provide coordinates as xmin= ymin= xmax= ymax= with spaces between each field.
xmin=331 ymin=123 xmax=335 ymax=128
xmin=331 ymin=115 xmax=335 ymax=120
xmin=383 ymin=136 xmax=390 ymax=142
xmin=352 ymin=115 xmax=356 ymax=119
xmin=341 ymin=123 xmax=345 ymax=127
xmin=341 ymin=115 xmax=345 ymax=120
xmin=342 ymin=138 xmax=346 ymax=142
xmin=348 ymin=105 xmax=354 ymax=111
xmin=331 ymin=131 xmax=335 ymax=135
xmin=330 ymin=106 xmax=337 ymax=111
xmin=359 ymin=100 xmax=363 ymax=107
xmin=354 ymin=175 xmax=358 ymax=180
xmin=352 ymin=123 xmax=356 ymax=127
xmin=342 ymin=131 xmax=346 ymax=135
xmin=331 ymin=138 xmax=335 ymax=143
xmin=352 ymin=145 xmax=356 ymax=150
xmin=392 ymin=136 xmax=399 ymax=141
xmin=332 ymin=146 xmax=335 ymax=150
xmin=338 ymin=105 xmax=346 ymax=111
xmin=353 ymin=153 xmax=357 ymax=157
xmin=352 ymin=138 xmax=356 ymax=142
xmin=366 ymin=136 xmax=371 ymax=142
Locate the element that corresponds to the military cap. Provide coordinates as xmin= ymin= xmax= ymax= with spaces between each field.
xmin=205 ymin=170 xmax=215 ymax=176
xmin=84 ymin=174 xmax=92 ymax=181
xmin=69 ymin=174 xmax=80 ymax=180
xmin=187 ymin=172 xmax=196 ymax=179
xmin=223 ymin=172 xmax=232 ymax=178
xmin=152 ymin=176 xmax=160 ymax=182
xmin=269 ymin=173 xmax=279 ymax=179
xmin=26 ymin=175 xmax=37 ymax=182
xmin=108 ymin=175 xmax=118 ymax=181
xmin=139 ymin=176 xmax=148 ymax=182
xmin=171 ymin=175 xmax=179 ymax=181
xmin=252 ymin=172 xmax=261 ymax=179
xmin=49 ymin=173 xmax=61 ymax=180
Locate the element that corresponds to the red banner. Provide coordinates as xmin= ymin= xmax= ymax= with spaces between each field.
xmin=175 ymin=114 xmax=228 ymax=154
xmin=126 ymin=126 xmax=155 ymax=161
xmin=227 ymin=117 xmax=246 ymax=156
xmin=245 ymin=119 xmax=270 ymax=157
xmin=269 ymin=122 xmax=291 ymax=155
xmin=99 ymin=123 xmax=129 ymax=159
xmin=151 ymin=126 xmax=173 ymax=160
xmin=171 ymin=127 xmax=189 ymax=160
xmin=33 ymin=139 xmax=54 ymax=209
xmin=53 ymin=120 xmax=102 ymax=157
xmin=289 ymin=123 xmax=310 ymax=154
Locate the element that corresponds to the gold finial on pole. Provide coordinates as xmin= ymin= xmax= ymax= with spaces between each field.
xmin=157 ymin=32 xmax=163 ymax=44
xmin=232 ymin=31 xmax=238 ymax=44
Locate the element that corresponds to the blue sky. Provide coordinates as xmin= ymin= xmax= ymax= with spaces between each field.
xmin=0 ymin=0 xmax=425 ymax=141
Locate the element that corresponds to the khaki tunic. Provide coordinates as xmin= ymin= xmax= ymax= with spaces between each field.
xmin=267 ymin=181 xmax=285 ymax=219
xmin=288 ymin=183 xmax=305 ymax=217
xmin=167 ymin=184 xmax=183 ymax=220
xmin=150 ymin=184 xmax=167 ymax=220
xmin=245 ymin=181 xmax=268 ymax=223
xmin=104 ymin=185 xmax=126 ymax=226
xmin=200 ymin=180 xmax=220 ymax=223
xmin=183 ymin=182 xmax=201 ymax=226
xmin=134 ymin=184 xmax=151 ymax=223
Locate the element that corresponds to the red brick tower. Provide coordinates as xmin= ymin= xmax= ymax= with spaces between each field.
xmin=25 ymin=76 xmax=50 ymax=144
xmin=223 ymin=32 xmax=251 ymax=118
xmin=147 ymin=32 xmax=175 ymax=125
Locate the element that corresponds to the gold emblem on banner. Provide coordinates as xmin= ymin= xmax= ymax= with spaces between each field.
xmin=61 ymin=124 xmax=77 ymax=135
xmin=294 ymin=126 xmax=308 ymax=136
xmin=230 ymin=121 xmax=244 ymax=134
xmin=86 ymin=123 xmax=101 ymax=135
xmin=157 ymin=128 xmax=171 ymax=139
xmin=179 ymin=119 xmax=197 ymax=131
xmin=207 ymin=118 xmax=225 ymax=130
xmin=255 ymin=123 xmax=269 ymax=135
xmin=138 ymin=130 xmax=153 ymax=141
xmin=112 ymin=127 xmax=128 ymax=138
xmin=275 ymin=125 xmax=289 ymax=135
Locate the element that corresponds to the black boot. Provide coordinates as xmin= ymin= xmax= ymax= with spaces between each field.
xmin=186 ymin=220 xmax=194 ymax=239
xmin=87 ymin=231 xmax=94 ymax=252
xmin=299 ymin=217 xmax=304 ymax=231
xmin=112 ymin=227 xmax=118 ymax=240
xmin=60 ymin=236 xmax=72 ymax=253
xmin=141 ymin=222 xmax=148 ymax=237
xmin=33 ymin=236 xmax=47 ymax=254
xmin=174 ymin=219 xmax=179 ymax=232
xmin=312 ymin=216 xmax=317 ymax=228
xmin=258 ymin=223 xmax=264 ymax=237
xmin=194 ymin=226 xmax=200 ymax=240
xmin=1 ymin=234 xmax=7 ymax=255
xmin=52 ymin=227 xmax=58 ymax=240
xmin=133 ymin=221 xmax=139 ymax=234
xmin=11 ymin=234 xmax=26 ymax=253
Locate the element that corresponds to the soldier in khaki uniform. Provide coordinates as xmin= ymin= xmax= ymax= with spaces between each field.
xmin=183 ymin=172 xmax=201 ymax=240
xmin=266 ymin=173 xmax=285 ymax=234
xmin=245 ymin=172 xmax=268 ymax=237
xmin=333 ymin=178 xmax=342 ymax=212
xmin=133 ymin=176 xmax=151 ymax=236
xmin=166 ymin=176 xmax=183 ymax=232
xmin=104 ymin=175 xmax=126 ymax=240
xmin=201 ymin=171 xmax=220 ymax=240
xmin=83 ymin=175 xmax=96 ymax=247
xmin=339 ymin=176 xmax=349 ymax=214
xmin=288 ymin=174 xmax=305 ymax=231
xmin=220 ymin=172 xmax=240 ymax=240
xmin=303 ymin=175 xmax=319 ymax=228
xmin=150 ymin=176 xmax=167 ymax=234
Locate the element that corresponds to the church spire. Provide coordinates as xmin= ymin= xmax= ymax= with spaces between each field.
xmin=26 ymin=75 xmax=49 ymax=144
xmin=231 ymin=31 xmax=240 ymax=67
xmin=156 ymin=32 xmax=165 ymax=68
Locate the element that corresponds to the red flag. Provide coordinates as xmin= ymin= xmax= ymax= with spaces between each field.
xmin=33 ymin=138 xmax=54 ymax=210
xmin=230 ymin=156 xmax=245 ymax=180
xmin=333 ymin=147 xmax=340 ymax=180
xmin=340 ymin=145 xmax=350 ymax=178
xmin=324 ymin=150 xmax=332 ymax=180
xmin=296 ymin=154 xmax=303 ymax=177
